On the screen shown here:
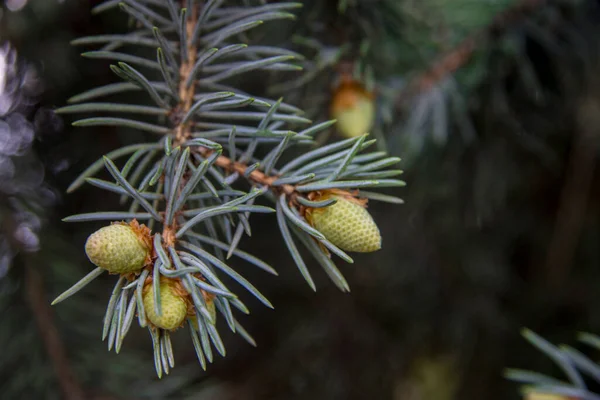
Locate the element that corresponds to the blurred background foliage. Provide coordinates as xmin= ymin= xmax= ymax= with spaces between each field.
xmin=2 ymin=0 xmax=600 ymax=399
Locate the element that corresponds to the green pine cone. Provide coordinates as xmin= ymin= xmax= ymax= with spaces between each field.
xmin=333 ymin=95 xmax=375 ymax=139
xmin=143 ymin=278 xmax=188 ymax=330
xmin=311 ymin=195 xmax=381 ymax=253
xmin=85 ymin=223 xmax=150 ymax=274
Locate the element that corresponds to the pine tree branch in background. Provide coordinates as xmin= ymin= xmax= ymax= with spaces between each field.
xmin=24 ymin=256 xmax=85 ymax=400
xmin=543 ymin=97 xmax=600 ymax=289
xmin=396 ymin=0 xmax=548 ymax=107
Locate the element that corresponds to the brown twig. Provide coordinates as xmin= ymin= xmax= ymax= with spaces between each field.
xmin=162 ymin=0 xmax=202 ymax=241
xmin=212 ymin=153 xmax=295 ymax=196
xmin=396 ymin=0 xmax=548 ymax=105
xmin=174 ymin=1 xmax=199 ymax=146
xmin=543 ymin=96 xmax=600 ymax=289
xmin=24 ymin=256 xmax=86 ymax=400
xmin=163 ymin=0 xmax=301 ymax=240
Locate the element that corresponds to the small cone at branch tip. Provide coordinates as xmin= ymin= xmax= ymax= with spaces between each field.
xmin=85 ymin=221 xmax=151 ymax=274
xmin=330 ymin=77 xmax=375 ymax=139
xmin=307 ymin=192 xmax=381 ymax=253
xmin=143 ymin=278 xmax=188 ymax=331
xmin=525 ymin=393 xmax=578 ymax=400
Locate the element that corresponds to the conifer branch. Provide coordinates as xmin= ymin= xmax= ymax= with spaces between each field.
xmin=166 ymin=0 xmax=295 ymax=240
xmin=54 ymin=0 xmax=404 ymax=377
xmin=174 ymin=1 xmax=199 ymax=145
xmin=507 ymin=329 xmax=600 ymax=399
xmin=397 ymin=0 xmax=548 ymax=105
xmin=543 ymin=96 xmax=600 ymax=289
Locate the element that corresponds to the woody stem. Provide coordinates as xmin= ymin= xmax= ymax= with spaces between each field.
xmin=164 ymin=0 xmax=297 ymax=240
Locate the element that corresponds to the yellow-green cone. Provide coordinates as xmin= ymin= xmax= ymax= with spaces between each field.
xmin=85 ymin=223 xmax=150 ymax=274
xmin=143 ymin=279 xmax=188 ymax=330
xmin=311 ymin=195 xmax=381 ymax=253
xmin=330 ymin=77 xmax=375 ymax=139
xmin=333 ymin=96 xmax=375 ymax=139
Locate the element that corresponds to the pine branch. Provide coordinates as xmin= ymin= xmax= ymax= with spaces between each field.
xmin=167 ymin=1 xmax=295 ymax=238
xmin=53 ymin=0 xmax=404 ymax=378
xmin=542 ymin=96 xmax=600 ymax=289
xmin=506 ymin=329 xmax=600 ymax=399
xmin=174 ymin=2 xmax=200 ymax=145
xmin=397 ymin=0 xmax=548 ymax=106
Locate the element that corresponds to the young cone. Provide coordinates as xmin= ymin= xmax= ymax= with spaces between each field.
xmin=309 ymin=193 xmax=381 ymax=253
xmin=85 ymin=222 xmax=151 ymax=274
xmin=143 ymin=277 xmax=188 ymax=331
xmin=331 ymin=77 xmax=375 ymax=138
